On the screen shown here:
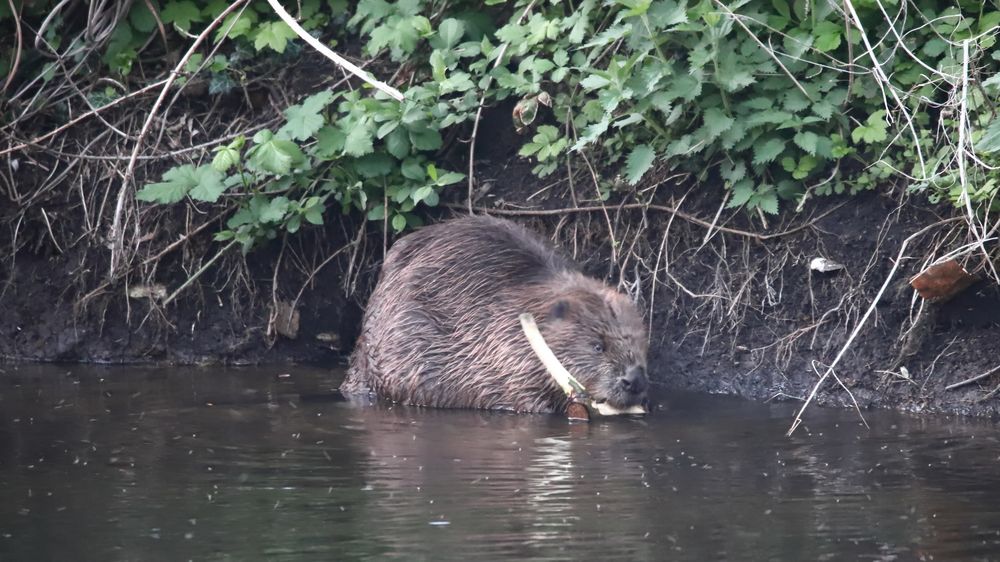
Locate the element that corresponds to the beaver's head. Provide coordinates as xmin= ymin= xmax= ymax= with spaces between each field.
xmin=542 ymin=283 xmax=649 ymax=409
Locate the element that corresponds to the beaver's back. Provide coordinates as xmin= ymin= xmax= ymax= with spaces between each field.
xmin=342 ymin=216 xmax=577 ymax=412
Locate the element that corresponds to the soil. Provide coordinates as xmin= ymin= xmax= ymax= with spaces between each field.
xmin=4 ymin=62 xmax=1000 ymax=422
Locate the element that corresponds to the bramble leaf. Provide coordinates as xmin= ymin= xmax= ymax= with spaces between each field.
xmin=137 ymin=164 xmax=225 ymax=204
xmin=254 ymin=21 xmax=297 ymax=53
xmin=279 ymin=91 xmax=335 ymax=140
xmin=161 ymin=0 xmax=202 ymax=32
xmin=851 ymin=111 xmax=888 ymax=144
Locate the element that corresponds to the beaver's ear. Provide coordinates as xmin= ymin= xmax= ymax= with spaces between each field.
xmin=549 ymin=299 xmax=571 ymax=320
xmin=602 ymin=290 xmax=620 ymax=320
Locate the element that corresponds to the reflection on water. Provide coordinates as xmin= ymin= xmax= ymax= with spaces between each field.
xmin=2 ymin=364 xmax=1000 ymax=560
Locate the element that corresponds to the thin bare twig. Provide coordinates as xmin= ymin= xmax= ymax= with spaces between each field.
xmin=945 ymin=363 xmax=1000 ymax=391
xmin=108 ymin=0 xmax=250 ymax=279
xmin=161 ymin=240 xmax=237 ymax=307
xmin=0 ymin=79 xmax=170 ymax=157
xmin=787 ymin=217 xmax=962 ymax=436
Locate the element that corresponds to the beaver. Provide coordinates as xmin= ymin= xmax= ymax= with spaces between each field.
xmin=341 ymin=216 xmax=649 ymax=414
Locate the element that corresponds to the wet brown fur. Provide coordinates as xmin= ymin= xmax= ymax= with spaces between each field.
xmin=342 ymin=216 xmax=648 ymax=413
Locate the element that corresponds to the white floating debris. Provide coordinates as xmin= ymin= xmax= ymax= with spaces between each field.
xmin=429 ymin=521 xmax=450 ymax=526
xmin=809 ymin=257 xmax=845 ymax=273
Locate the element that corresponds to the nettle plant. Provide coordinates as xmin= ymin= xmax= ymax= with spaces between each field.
xmin=348 ymin=0 xmax=1000 ymax=216
xmin=488 ymin=0 xmax=1000 ymax=214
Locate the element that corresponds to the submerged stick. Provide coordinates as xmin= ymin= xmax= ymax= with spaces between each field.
xmin=519 ymin=313 xmax=646 ymax=418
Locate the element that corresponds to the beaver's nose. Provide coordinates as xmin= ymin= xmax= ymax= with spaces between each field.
xmin=620 ymin=365 xmax=648 ymax=394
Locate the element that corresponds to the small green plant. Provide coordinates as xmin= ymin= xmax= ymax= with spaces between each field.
xmin=138 ymin=90 xmax=464 ymax=251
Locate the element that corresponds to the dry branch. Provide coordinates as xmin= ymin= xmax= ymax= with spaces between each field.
xmin=945 ymin=363 xmax=1000 ymax=391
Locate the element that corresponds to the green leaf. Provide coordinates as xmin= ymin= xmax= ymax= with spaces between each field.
xmin=409 ymin=127 xmax=443 ymax=150
xmin=649 ymin=0 xmax=687 ymax=27
xmin=812 ymin=100 xmax=834 ymax=119
xmin=354 ymin=153 xmax=394 ymax=177
xmin=851 ymin=111 xmax=888 ymax=144
xmin=129 ymin=1 xmax=159 ymax=33
xmin=249 ymin=137 xmax=305 ymax=175
xmin=215 ymin=10 xmax=257 ymax=43
xmin=771 ymin=0 xmax=791 ymax=19
xmin=753 ymin=138 xmax=787 ymax=165
xmin=813 ymin=21 xmax=842 ymax=52
xmin=137 ymin=164 xmax=223 ymax=204
xmin=212 ymin=147 xmax=240 ymax=173
xmin=976 ymin=118 xmax=1000 ymax=153
xmin=344 ymin=123 xmax=375 ymax=157
xmin=391 ymin=214 xmax=407 ymax=232
xmin=701 ymin=108 xmax=734 ymax=140
xmin=412 ymin=185 xmax=434 ymax=203
xmin=254 ymin=21 xmax=297 ymax=53
xmin=187 ymin=167 xmax=226 ymax=202
xmin=757 ymin=190 xmax=779 ymax=214
xmin=571 ymin=117 xmax=609 ymax=150
xmin=793 ymin=131 xmax=819 ymax=155
xmin=580 ymin=75 xmax=611 ymax=90
xmin=921 ymin=38 xmax=947 ymax=58
xmin=314 ymin=126 xmax=345 ymax=159
xmin=137 ymin=166 xmax=196 ymax=204
xmin=727 ymin=180 xmax=754 ymax=208
xmin=435 ymin=172 xmax=464 ymax=186
xmin=279 ymin=91 xmax=335 ymax=140
xmin=385 ymin=128 xmax=411 ymax=159
xmin=401 ymin=158 xmax=426 ymax=181
xmin=624 ymin=144 xmax=655 ymax=185
xmin=437 ymin=18 xmax=465 ymax=48
xmin=257 ymin=196 xmax=289 ymax=223
xmin=303 ymin=204 xmax=324 ymax=225
xmin=161 ymin=0 xmax=202 ymax=32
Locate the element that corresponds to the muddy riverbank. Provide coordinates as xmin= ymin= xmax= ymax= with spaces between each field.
xmin=3 ymin=150 xmax=1000 ymax=420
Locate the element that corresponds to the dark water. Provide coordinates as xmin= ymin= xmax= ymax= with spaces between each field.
xmin=2 ymin=365 xmax=1000 ymax=561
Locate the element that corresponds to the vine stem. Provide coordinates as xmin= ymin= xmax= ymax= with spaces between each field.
xmin=264 ymin=0 xmax=403 ymax=101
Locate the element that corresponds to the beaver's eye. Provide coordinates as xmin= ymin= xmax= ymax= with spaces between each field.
xmin=593 ymin=343 xmax=604 ymax=353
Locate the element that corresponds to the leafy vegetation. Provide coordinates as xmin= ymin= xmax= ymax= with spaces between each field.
xmin=4 ymin=0 xmax=1000 ymax=251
